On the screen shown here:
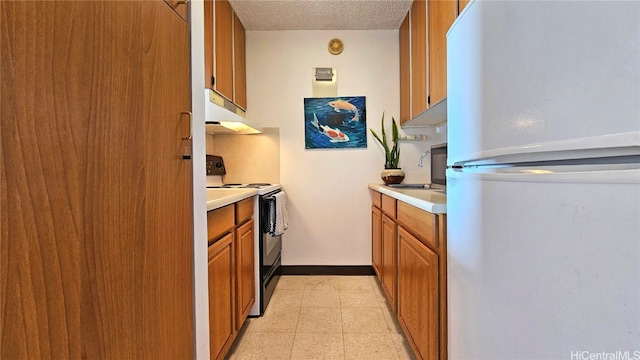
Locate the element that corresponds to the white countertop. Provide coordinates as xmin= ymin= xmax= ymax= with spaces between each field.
xmin=206 ymin=184 xmax=282 ymax=211
xmin=206 ymin=188 xmax=257 ymax=211
xmin=368 ymin=183 xmax=447 ymax=214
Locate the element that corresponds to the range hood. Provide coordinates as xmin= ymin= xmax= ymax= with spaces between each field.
xmin=204 ymin=89 xmax=262 ymax=135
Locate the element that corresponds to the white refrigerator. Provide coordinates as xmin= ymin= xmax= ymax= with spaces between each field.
xmin=446 ymin=1 xmax=640 ymax=359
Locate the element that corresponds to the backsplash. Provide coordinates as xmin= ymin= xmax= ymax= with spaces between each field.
xmin=207 ymin=128 xmax=281 ymax=184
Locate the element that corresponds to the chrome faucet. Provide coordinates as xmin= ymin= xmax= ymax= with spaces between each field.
xmin=418 ymin=149 xmax=431 ymax=167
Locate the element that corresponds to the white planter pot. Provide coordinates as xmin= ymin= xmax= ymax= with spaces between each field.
xmin=381 ymin=168 xmax=405 ymax=185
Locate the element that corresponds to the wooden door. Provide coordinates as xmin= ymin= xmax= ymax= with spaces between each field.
xmin=208 ymin=234 xmax=235 ymax=360
xmin=235 ymin=219 xmax=255 ymax=328
xmin=233 ymin=12 xmax=247 ymax=109
xmin=1 ymin=1 xmax=193 ymax=358
xmin=214 ymin=0 xmax=234 ymax=101
xmin=381 ymin=213 xmax=398 ymax=311
xmin=399 ymin=11 xmax=411 ymax=124
xmin=428 ymin=0 xmax=457 ymax=106
xmin=372 ymin=206 xmax=383 ymax=278
xmin=397 ymin=227 xmax=439 ymax=360
xmin=164 ymin=0 xmax=189 ymax=22
xmin=458 ymin=0 xmax=471 ymax=14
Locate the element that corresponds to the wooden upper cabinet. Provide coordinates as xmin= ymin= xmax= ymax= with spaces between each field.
xmin=399 ymin=0 xmax=458 ymax=123
xmin=410 ymin=0 xmax=428 ymax=117
xmin=428 ymin=0 xmax=457 ymax=107
xmin=204 ymin=0 xmax=248 ymax=109
xmin=399 ymin=12 xmax=411 ymax=124
xmin=214 ymin=0 xmax=234 ymax=101
xmin=233 ymin=12 xmax=247 ymax=109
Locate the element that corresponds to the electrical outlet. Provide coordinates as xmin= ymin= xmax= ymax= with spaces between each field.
xmin=206 ymin=155 xmax=226 ymax=176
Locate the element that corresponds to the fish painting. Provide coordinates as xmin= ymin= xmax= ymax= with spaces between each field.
xmin=304 ymin=96 xmax=366 ymax=149
xmin=328 ymin=99 xmax=359 ymax=122
xmin=311 ymin=113 xmax=349 ymax=143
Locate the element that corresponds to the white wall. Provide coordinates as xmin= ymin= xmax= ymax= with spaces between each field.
xmin=245 ymin=30 xmax=445 ymax=266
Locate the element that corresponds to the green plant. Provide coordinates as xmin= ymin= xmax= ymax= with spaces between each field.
xmin=370 ymin=112 xmax=400 ymax=169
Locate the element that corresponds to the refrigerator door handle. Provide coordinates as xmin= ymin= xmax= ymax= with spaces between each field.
xmin=447 ymin=162 xmax=640 ymax=184
xmin=451 ymin=131 xmax=640 ymax=168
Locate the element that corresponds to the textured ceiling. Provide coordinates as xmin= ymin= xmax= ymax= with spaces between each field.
xmin=229 ymin=0 xmax=413 ymax=30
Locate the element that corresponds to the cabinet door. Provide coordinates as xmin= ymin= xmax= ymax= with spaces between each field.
xmin=235 ymin=219 xmax=255 ymax=329
xmin=372 ymin=206 xmax=383 ymax=277
xmin=381 ymin=213 xmax=398 ymax=311
xmin=214 ymin=0 xmax=234 ymax=101
xmin=428 ymin=0 xmax=457 ymax=106
xmin=209 ymin=233 xmax=235 ymax=360
xmin=1 ymin=1 xmax=193 ymax=358
xmin=411 ymin=0 xmax=428 ymax=116
xmin=397 ymin=226 xmax=439 ymax=360
xmin=399 ymin=12 xmax=411 ymax=124
xmin=233 ymin=12 xmax=247 ymax=109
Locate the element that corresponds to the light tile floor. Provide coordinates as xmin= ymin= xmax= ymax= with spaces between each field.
xmin=226 ymin=275 xmax=415 ymax=360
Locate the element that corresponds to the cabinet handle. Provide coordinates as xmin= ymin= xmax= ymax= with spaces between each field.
xmin=177 ymin=0 xmax=189 ymax=4
xmin=181 ymin=111 xmax=192 ymax=161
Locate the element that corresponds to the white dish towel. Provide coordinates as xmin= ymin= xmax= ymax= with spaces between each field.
xmin=270 ymin=191 xmax=288 ymax=236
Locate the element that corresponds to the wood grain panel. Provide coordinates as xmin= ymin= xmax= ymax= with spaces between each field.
xmin=428 ymin=0 xmax=457 ymax=106
xmin=381 ymin=194 xmax=397 ymax=218
xmin=208 ymin=233 xmax=235 ymax=360
xmin=397 ymin=201 xmax=438 ymax=251
xmin=381 ymin=214 xmax=398 ymax=312
xmin=1 ymin=2 xmax=193 ymax=358
xmin=411 ymin=0 xmax=427 ymax=115
xmin=208 ymin=205 xmax=235 ymax=243
xmin=458 ymin=0 xmax=471 ymax=14
xmin=214 ymin=0 xmax=234 ymax=100
xmin=233 ymin=12 xmax=247 ymax=109
xmin=399 ymin=12 xmax=411 ymax=124
xmin=204 ymin=0 xmax=214 ymax=88
xmin=398 ymin=227 xmax=439 ymax=360
xmin=1 ymin=2 xmax=84 ymax=357
xmin=164 ymin=0 xmax=188 ymax=22
xmin=140 ymin=3 xmax=194 ymax=357
xmin=235 ymin=197 xmax=254 ymax=225
xmin=371 ymin=190 xmax=382 ymax=209
xmin=438 ymin=214 xmax=447 ymax=360
xmin=372 ymin=206 xmax=382 ymax=278
xmin=235 ymin=219 xmax=254 ymax=329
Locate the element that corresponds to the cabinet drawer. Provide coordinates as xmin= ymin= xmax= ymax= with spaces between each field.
xmin=381 ymin=194 xmax=397 ymax=218
xmin=397 ymin=201 xmax=437 ymax=250
xmin=208 ymin=204 xmax=235 ymax=243
xmin=236 ymin=197 xmax=254 ymax=224
xmin=371 ymin=190 xmax=382 ymax=208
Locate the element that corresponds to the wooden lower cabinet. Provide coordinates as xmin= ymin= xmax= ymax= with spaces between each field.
xmin=208 ymin=233 xmax=235 ymax=360
xmin=371 ymin=206 xmax=382 ymax=277
xmin=370 ymin=189 xmax=447 ymax=360
xmin=235 ymin=219 xmax=255 ymax=329
xmin=381 ymin=213 xmax=398 ymax=311
xmin=207 ymin=197 xmax=255 ymax=360
xmin=397 ymin=226 xmax=440 ymax=360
